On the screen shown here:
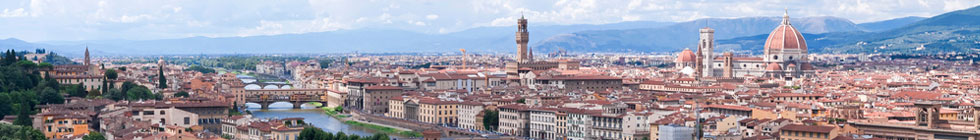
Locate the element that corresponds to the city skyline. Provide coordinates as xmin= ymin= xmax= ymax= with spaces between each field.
xmin=0 ymin=0 xmax=978 ymax=42
xmin=1 ymin=1 xmax=980 ymax=140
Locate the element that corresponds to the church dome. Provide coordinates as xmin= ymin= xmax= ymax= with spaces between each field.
xmin=764 ymin=11 xmax=807 ymax=52
xmin=766 ymin=63 xmax=782 ymax=71
xmin=676 ymin=48 xmax=696 ymax=63
xmin=786 ymin=63 xmax=798 ymax=71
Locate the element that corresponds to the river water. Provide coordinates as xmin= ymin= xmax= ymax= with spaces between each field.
xmin=244 ymin=103 xmax=379 ymax=137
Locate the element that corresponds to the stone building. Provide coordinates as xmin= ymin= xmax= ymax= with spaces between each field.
xmin=849 ymin=102 xmax=980 ymax=139
xmin=48 ymin=47 xmax=104 ymax=91
xmin=362 ymin=86 xmax=403 ymax=114
xmin=499 ymin=104 xmax=531 ymax=137
xmin=457 ymin=101 xmax=485 ymax=131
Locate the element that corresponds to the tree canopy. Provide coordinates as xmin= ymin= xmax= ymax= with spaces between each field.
xmin=174 ymin=91 xmax=190 ymax=98
xmin=0 ymin=123 xmax=46 ymax=140
xmin=184 ymin=65 xmax=216 ymax=74
xmin=297 ymin=127 xmax=389 ymax=140
xmin=82 ymin=131 xmax=106 ymax=140
xmin=483 ymin=109 xmax=499 ymax=131
xmin=104 ymin=69 xmax=118 ymax=80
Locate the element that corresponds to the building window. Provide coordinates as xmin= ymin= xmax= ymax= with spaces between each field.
xmin=184 ymin=117 xmax=190 ymax=125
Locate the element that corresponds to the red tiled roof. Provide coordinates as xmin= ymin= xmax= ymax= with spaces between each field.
xmin=705 ymin=104 xmax=752 ymax=111
xmin=364 ymin=86 xmax=403 ymax=90
xmin=676 ymin=49 xmax=696 ymax=62
xmin=780 ymin=124 xmax=835 ymax=134
xmin=764 ymin=20 xmax=807 ymax=51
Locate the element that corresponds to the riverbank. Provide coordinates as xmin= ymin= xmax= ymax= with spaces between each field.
xmin=321 ymin=106 xmax=349 ymax=119
xmin=344 ymin=120 xmax=423 ymax=137
xmin=319 ymin=107 xmax=422 ymax=138
xmin=246 ymin=107 xmax=375 ymax=137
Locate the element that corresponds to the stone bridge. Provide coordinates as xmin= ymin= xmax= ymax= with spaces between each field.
xmin=238 ymin=89 xmax=328 ymax=109
xmin=243 ymin=82 xmax=293 ymax=89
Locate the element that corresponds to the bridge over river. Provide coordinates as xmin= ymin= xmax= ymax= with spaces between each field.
xmin=237 ymin=89 xmax=329 ymax=109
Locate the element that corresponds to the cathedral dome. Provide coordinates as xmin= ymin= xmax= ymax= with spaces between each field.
xmin=676 ymin=48 xmax=696 ymax=63
xmin=766 ymin=63 xmax=782 ymax=71
xmin=764 ymin=11 xmax=807 ymax=52
xmin=786 ymin=63 xmax=797 ymax=71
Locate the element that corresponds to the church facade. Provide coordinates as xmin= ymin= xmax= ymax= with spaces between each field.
xmin=676 ymin=12 xmax=814 ymax=79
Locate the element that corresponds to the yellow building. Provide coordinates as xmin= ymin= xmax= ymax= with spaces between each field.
xmin=939 ymin=109 xmax=958 ymax=120
xmin=418 ymin=98 xmax=459 ymax=126
xmin=38 ymin=112 xmax=91 ymax=139
xmin=714 ymin=115 xmax=742 ymax=135
xmin=386 ymin=96 xmax=406 ymax=119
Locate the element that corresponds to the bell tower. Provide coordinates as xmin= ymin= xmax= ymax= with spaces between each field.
xmin=84 ymin=46 xmax=91 ymax=66
xmin=698 ymin=27 xmax=715 ymax=78
xmin=516 ymin=14 xmax=530 ymax=63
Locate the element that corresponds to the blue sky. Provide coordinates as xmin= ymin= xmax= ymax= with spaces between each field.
xmin=1 ymin=0 xmax=978 ymax=42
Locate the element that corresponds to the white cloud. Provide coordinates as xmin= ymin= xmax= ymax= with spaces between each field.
xmin=237 ymin=17 xmax=350 ymax=37
xmin=1 ymin=0 xmax=979 ymax=41
xmin=0 ymin=8 xmax=29 ymax=17
xmin=426 ymin=14 xmax=439 ymax=20
xmin=489 ymin=17 xmax=515 ymax=26
xmin=118 ymin=14 xmax=153 ymax=23
xmin=28 ymin=0 xmax=47 ymax=17
xmin=185 ymin=20 xmax=210 ymax=27
xmin=410 ymin=20 xmax=427 ymax=26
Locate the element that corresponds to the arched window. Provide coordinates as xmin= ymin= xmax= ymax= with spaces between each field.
xmin=773 ymin=55 xmax=779 ymax=60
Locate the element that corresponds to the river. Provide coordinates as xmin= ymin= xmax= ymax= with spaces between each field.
xmin=244 ymin=103 xmax=380 ymax=137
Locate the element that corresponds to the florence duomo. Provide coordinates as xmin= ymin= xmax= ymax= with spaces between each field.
xmin=677 ymin=10 xmax=814 ymax=80
xmin=2 ymin=1 xmax=980 ymax=140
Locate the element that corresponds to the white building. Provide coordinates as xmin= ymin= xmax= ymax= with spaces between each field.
xmin=529 ymin=108 xmax=558 ymax=140
xmin=457 ymin=101 xmax=484 ymax=130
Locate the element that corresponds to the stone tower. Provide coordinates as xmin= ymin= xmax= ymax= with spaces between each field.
xmin=723 ymin=52 xmax=734 ymax=78
xmin=699 ymin=27 xmax=715 ymax=78
xmin=84 ymin=46 xmax=90 ymax=66
xmin=914 ymin=102 xmax=940 ymax=129
xmin=516 ymin=15 xmax=531 ymax=63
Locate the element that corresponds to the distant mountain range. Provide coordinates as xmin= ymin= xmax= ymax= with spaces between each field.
xmin=719 ymin=5 xmax=980 ymax=54
xmin=2 ymin=21 xmax=675 ymax=56
xmin=3 ymin=6 xmax=979 ymax=56
xmin=533 ymin=16 xmax=865 ymax=53
xmin=857 ymin=16 xmax=926 ymax=32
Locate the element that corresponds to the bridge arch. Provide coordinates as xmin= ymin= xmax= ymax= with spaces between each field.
xmin=262 ymin=85 xmax=280 ymax=89
xmin=244 ymin=84 xmax=262 ymax=89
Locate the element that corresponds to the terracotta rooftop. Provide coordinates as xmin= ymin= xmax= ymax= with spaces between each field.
xmin=780 ymin=124 xmax=835 ymax=133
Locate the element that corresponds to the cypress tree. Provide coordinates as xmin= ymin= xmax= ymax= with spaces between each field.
xmin=102 ymin=77 xmax=109 ymax=94
xmin=158 ymin=68 xmax=167 ymax=89
xmin=14 ymin=104 xmax=32 ymax=126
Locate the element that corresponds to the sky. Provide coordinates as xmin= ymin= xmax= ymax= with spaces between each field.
xmin=1 ymin=0 xmax=978 ymax=42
